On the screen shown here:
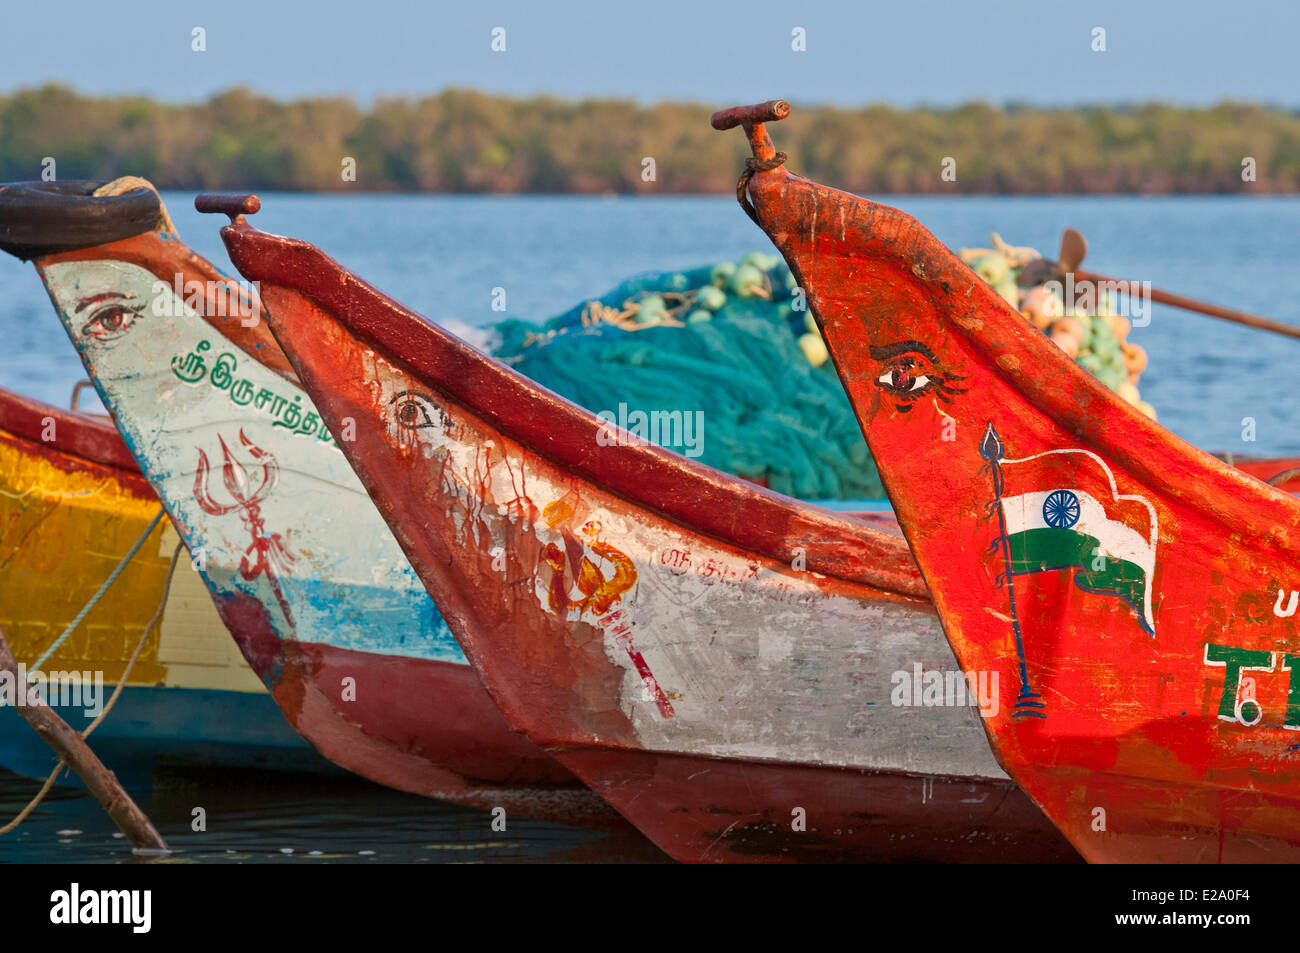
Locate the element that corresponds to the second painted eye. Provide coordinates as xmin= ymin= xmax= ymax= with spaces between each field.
xmin=81 ymin=303 xmax=144 ymax=342
xmin=388 ymin=390 xmax=449 ymax=438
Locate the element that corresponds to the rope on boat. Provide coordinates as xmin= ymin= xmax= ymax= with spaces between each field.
xmin=1267 ymin=467 xmax=1300 ymax=487
xmin=92 ymin=176 xmax=178 ymax=237
xmin=0 ymin=540 xmax=185 ymax=836
xmin=31 ymin=508 xmax=166 ymax=673
xmin=736 ymin=152 xmax=787 ymax=226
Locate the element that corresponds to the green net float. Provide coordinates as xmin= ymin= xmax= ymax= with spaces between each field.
xmin=1077 ymin=352 xmax=1103 ymax=376
xmin=1068 ymin=316 xmax=1090 ymax=351
xmin=696 ymin=285 xmax=727 ymax=311
xmin=730 ymin=263 xmax=766 ymax=298
xmin=994 ymin=277 xmax=1020 ymax=308
xmin=635 ymin=294 xmax=668 ymax=324
xmin=1090 ymin=315 xmax=1116 ymax=344
xmin=710 ymin=262 xmax=736 ymax=287
xmin=969 ymin=253 xmax=1010 ymax=286
xmin=797 ymin=332 xmax=830 ymax=368
xmin=686 ymin=309 xmax=712 ymax=324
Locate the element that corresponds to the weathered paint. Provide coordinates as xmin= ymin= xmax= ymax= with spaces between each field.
xmin=313 ymin=350 xmax=1002 ymax=774
xmin=0 ymin=386 xmax=321 ymax=782
xmin=31 ymin=229 xmax=596 ymax=815
xmin=220 ymin=220 xmax=1079 ymax=863
xmin=39 ymin=259 xmax=456 ymax=664
xmin=732 ymin=105 xmax=1300 ymax=862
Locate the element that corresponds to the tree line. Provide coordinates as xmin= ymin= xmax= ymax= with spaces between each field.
xmin=2 ymin=85 xmax=1297 ymax=194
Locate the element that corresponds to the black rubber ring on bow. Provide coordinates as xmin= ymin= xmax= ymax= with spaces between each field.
xmin=0 ymin=181 xmax=162 ymax=260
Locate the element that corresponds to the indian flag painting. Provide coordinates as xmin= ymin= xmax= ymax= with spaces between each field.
xmin=979 ymin=422 xmax=1159 ymax=719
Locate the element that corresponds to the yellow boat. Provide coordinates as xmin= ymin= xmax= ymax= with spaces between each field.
xmin=0 ymin=385 xmax=330 ymax=785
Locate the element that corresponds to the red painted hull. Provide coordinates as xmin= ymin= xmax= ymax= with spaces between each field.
xmin=556 ymin=748 xmax=1079 ymax=863
xmin=729 ymin=105 xmax=1300 ymax=862
xmin=231 ymin=612 xmax=619 ymax=825
xmin=1223 ymin=455 xmax=1300 ymax=491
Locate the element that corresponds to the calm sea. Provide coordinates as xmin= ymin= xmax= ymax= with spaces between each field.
xmin=0 ymin=193 xmax=1296 ymax=863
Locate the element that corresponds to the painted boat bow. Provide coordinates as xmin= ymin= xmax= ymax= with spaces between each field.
xmin=721 ymin=102 xmax=1300 ymax=862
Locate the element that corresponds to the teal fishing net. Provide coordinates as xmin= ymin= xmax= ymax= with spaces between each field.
xmin=489 ymin=254 xmax=885 ymax=501
xmin=489 ymin=242 xmax=1153 ymax=502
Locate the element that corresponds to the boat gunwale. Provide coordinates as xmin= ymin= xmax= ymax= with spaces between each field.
xmin=0 ymin=384 xmax=142 ymax=476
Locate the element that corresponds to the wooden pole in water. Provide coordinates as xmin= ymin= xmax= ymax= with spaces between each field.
xmin=0 ymin=626 xmax=167 ymax=851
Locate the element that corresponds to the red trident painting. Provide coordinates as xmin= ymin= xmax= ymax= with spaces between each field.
xmin=194 ymin=429 xmax=296 ymax=624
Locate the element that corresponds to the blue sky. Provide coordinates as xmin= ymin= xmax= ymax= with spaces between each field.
xmin=2 ymin=0 xmax=1296 ymax=106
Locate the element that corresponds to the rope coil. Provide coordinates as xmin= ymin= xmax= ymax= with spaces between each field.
xmin=92 ymin=176 xmax=177 ymax=237
xmin=737 ymin=152 xmax=788 ymax=226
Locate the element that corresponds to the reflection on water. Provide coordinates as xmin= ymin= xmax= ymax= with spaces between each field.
xmin=0 ymin=767 xmax=671 ymax=864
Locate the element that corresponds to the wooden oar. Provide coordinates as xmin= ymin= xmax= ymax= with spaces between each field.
xmin=1072 ymin=266 xmax=1300 ymax=342
xmin=1041 ymin=227 xmax=1300 ymax=342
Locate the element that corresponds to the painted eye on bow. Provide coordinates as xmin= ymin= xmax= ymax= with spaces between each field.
xmin=869 ymin=340 xmax=967 ymax=412
xmin=389 ymin=390 xmax=448 ymax=436
xmin=877 ymin=361 xmax=933 ymax=394
xmin=81 ymin=302 xmax=144 ymax=342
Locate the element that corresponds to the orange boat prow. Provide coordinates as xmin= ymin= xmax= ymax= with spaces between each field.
xmin=724 ymin=101 xmax=1300 ymax=862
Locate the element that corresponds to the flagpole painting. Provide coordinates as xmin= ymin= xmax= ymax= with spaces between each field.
xmin=979 ymin=424 xmax=1045 ymax=719
xmin=980 ymin=422 xmax=1160 ymax=718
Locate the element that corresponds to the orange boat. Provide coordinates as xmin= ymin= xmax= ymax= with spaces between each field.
xmin=719 ymin=100 xmax=1300 ymax=862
